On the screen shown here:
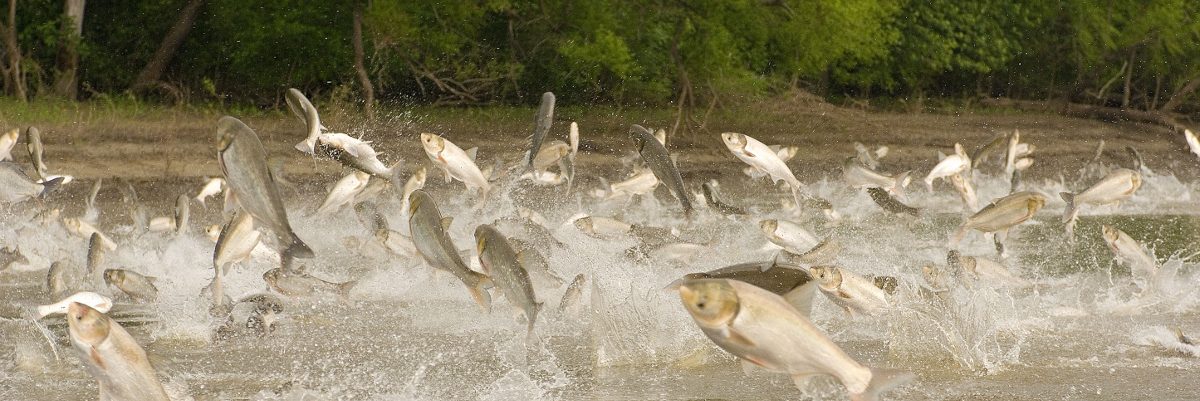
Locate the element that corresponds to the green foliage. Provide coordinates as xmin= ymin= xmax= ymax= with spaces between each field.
xmin=0 ymin=0 xmax=1196 ymax=112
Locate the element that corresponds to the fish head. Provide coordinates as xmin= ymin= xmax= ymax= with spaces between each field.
xmin=1025 ymin=193 xmax=1047 ymax=213
xmin=407 ymin=191 xmax=428 ymax=216
xmin=102 ymin=269 xmax=123 ymax=286
xmin=412 ymin=167 xmax=427 ymax=185
xmin=205 ymin=224 xmax=221 ymax=242
xmin=474 ymin=225 xmax=494 ymax=254
xmin=420 ymin=133 xmax=444 ymax=154
xmin=678 ymin=279 xmax=740 ymax=328
xmin=809 ymin=265 xmax=842 ymax=288
xmin=1101 ymin=225 xmax=1120 ymax=244
xmin=67 ymin=302 xmax=111 ymax=347
xmin=573 ymin=217 xmax=595 ymax=234
xmin=758 ymin=219 xmax=779 ymax=237
xmin=215 ymin=120 xmax=239 ymax=152
xmin=720 ymin=133 xmax=747 ymax=151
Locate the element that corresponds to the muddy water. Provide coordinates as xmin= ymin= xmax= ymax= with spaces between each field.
xmin=1 ymin=159 xmax=1199 ymax=400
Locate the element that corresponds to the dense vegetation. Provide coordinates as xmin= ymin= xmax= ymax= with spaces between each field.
xmin=2 ymin=0 xmax=1198 ymax=119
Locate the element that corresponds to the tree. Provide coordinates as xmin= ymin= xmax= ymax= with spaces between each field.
xmin=131 ymin=0 xmax=204 ymax=95
xmin=352 ymin=1 xmax=374 ymax=117
xmin=0 ymin=0 xmax=25 ymax=101
xmin=51 ymin=0 xmax=84 ymax=99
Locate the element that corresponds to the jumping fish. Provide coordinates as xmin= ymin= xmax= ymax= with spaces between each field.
xmin=558 ymin=274 xmax=586 ymax=315
xmin=117 ymin=179 xmax=148 ymax=232
xmin=866 ymin=187 xmax=919 ymax=217
xmin=216 ymin=293 xmax=285 ymax=339
xmin=421 ymin=133 xmax=490 ymax=197
xmin=315 ymin=170 xmax=371 ymax=216
xmin=313 ymin=132 xmax=397 ymax=178
xmin=0 ymin=128 xmax=16 ymax=161
xmin=216 ymin=116 xmax=313 ymax=259
xmin=808 ymin=265 xmax=890 ymax=317
xmin=104 ymin=269 xmax=158 ymax=303
xmin=526 ymin=92 xmax=556 ymax=169
xmin=286 ymin=88 xmax=325 ymax=154
xmin=508 ymin=238 xmax=565 ymax=286
xmin=66 ymin=303 xmax=171 ymax=401
xmin=401 ymin=166 xmax=427 ymax=211
xmin=263 ymin=268 xmax=357 ymax=299
xmin=632 ymin=125 xmax=691 ymax=215
xmin=62 ymin=217 xmax=117 ymax=250
xmin=948 ymin=172 xmax=979 ymax=212
xmin=408 ymin=190 xmax=492 ymax=310
xmin=82 ymin=178 xmax=102 ymax=224
xmin=605 ymin=168 xmax=659 ymax=199
xmin=843 ymin=157 xmax=909 ymax=197
xmin=970 ymin=132 xmax=1009 ymax=169
xmin=574 ymin=215 xmax=633 ymax=239
xmin=760 ymin=219 xmax=819 ymax=254
xmin=1184 ymin=129 xmax=1200 ymax=160
xmin=532 ymin=140 xmax=570 ymax=172
xmin=951 ymin=191 xmax=1046 ymax=246
xmin=1062 ymin=169 xmax=1141 ymax=239
xmin=947 ymin=250 xmax=1030 ymax=287
xmin=174 ymin=193 xmax=190 ymax=234
xmin=25 ymin=127 xmax=47 ymax=180
xmin=475 ymin=224 xmax=542 ymax=333
xmin=1101 ymin=225 xmax=1158 ymax=285
xmin=678 ymin=279 xmax=912 ymax=400
xmin=86 ymin=233 xmax=104 ymax=274
xmin=924 ymin=143 xmax=970 ymax=190
xmin=564 ymin=121 xmax=580 ymax=191
xmin=722 ymin=132 xmax=805 ymax=210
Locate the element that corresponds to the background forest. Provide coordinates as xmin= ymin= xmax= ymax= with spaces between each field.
xmin=0 ymin=0 xmax=1198 ymax=126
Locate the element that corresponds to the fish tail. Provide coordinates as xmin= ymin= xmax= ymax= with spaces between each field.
xmin=468 ymin=275 xmax=493 ymax=313
xmin=284 ymin=236 xmax=315 ymax=260
xmin=527 ymin=302 xmax=542 ymax=334
xmin=1060 ymin=192 xmax=1077 ymax=223
xmin=38 ymin=177 xmax=64 ymax=199
xmin=849 ymin=367 xmax=914 ymax=401
xmin=789 ymin=185 xmax=805 ymax=212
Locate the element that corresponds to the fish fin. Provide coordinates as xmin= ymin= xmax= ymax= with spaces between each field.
xmin=850 ymin=368 xmax=915 ymax=401
xmin=783 ymin=281 xmax=818 ymax=317
xmin=38 ymin=177 xmax=64 ymax=199
xmin=1060 ymin=192 xmax=1077 ymax=223
xmin=837 ymin=289 xmax=853 ymax=300
xmin=527 ymin=302 xmax=542 ymax=333
xmin=468 ymin=275 xmax=493 ymax=313
xmin=726 ymin=328 xmax=756 ymax=348
xmin=791 ymin=372 xmax=819 ymax=390
xmin=337 ymin=279 xmax=359 ymax=299
xmin=465 ymin=147 xmax=478 ymax=162
xmin=442 ymin=166 xmax=453 ymax=183
xmin=440 ymin=217 xmax=453 ymax=231
xmin=284 ymin=236 xmax=315 ymax=259
xmin=743 ymin=149 xmax=756 ymax=158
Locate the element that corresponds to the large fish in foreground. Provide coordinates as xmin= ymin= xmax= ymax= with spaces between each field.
xmin=526 ymin=92 xmax=556 ymax=169
xmin=216 ymin=116 xmax=313 ymax=259
xmin=632 ymin=125 xmax=691 ymax=215
xmin=475 ymin=224 xmax=542 ymax=333
xmin=66 ymin=303 xmax=170 ymax=401
xmin=408 ymin=190 xmax=492 ymax=310
xmin=678 ymin=279 xmax=912 ymax=401
xmin=722 ymin=132 xmax=805 ymax=210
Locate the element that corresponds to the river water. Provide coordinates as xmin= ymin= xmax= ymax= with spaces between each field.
xmin=1 ymin=152 xmax=1199 ymax=400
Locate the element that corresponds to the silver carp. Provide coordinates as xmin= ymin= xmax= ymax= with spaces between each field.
xmin=66 ymin=303 xmax=170 ymax=401
xmin=632 ymin=124 xmax=692 ymax=215
xmin=408 ymin=190 xmax=492 ymax=310
xmin=475 ymin=224 xmax=542 ymax=333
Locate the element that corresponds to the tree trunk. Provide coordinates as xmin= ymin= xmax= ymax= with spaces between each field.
xmin=131 ymin=0 xmax=205 ymax=90
xmin=1121 ymin=47 xmax=1136 ymax=109
xmin=352 ymin=5 xmax=374 ymax=117
xmin=0 ymin=0 xmax=25 ymax=101
xmin=51 ymin=0 xmax=85 ymax=99
xmin=1160 ymin=75 xmax=1200 ymax=113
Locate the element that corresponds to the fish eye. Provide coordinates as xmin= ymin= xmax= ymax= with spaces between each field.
xmin=697 ymin=302 xmax=706 ymax=309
